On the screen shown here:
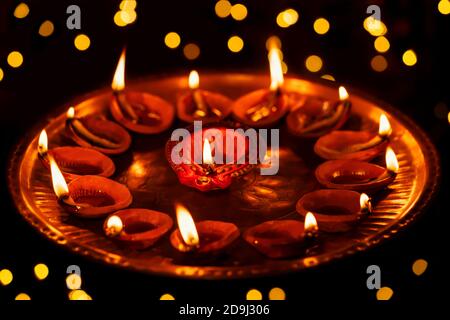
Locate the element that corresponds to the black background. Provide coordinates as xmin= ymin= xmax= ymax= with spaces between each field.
xmin=0 ymin=0 xmax=448 ymax=308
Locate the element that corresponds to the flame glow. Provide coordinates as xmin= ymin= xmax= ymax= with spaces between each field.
xmin=188 ymin=70 xmax=200 ymax=90
xmin=304 ymin=212 xmax=319 ymax=233
xmin=360 ymin=193 xmax=371 ymax=212
xmin=269 ymin=47 xmax=284 ymax=90
xmin=106 ymin=215 xmax=123 ymax=236
xmin=38 ymin=130 xmax=48 ymax=155
xmin=378 ymin=114 xmax=392 ymax=137
xmin=175 ymin=203 xmax=199 ymax=247
xmin=66 ymin=107 xmax=75 ymax=119
xmin=49 ymin=155 xmax=69 ymax=198
xmin=111 ymin=49 xmax=126 ymax=91
xmin=385 ymin=147 xmax=399 ymax=173
xmin=338 ymin=86 xmax=349 ymax=101
xmin=203 ymin=139 xmax=214 ymax=165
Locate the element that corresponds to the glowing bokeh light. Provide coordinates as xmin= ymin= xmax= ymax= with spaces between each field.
xmin=305 ymin=55 xmax=323 ymax=72
xmin=15 ymin=293 xmax=31 ymax=300
xmin=321 ymin=74 xmax=335 ymax=81
xmin=66 ymin=273 xmax=82 ymax=290
xmin=14 ymin=3 xmax=29 ymax=19
xmin=438 ymin=0 xmax=450 ymax=14
xmin=402 ymin=49 xmax=417 ymax=66
xmin=114 ymin=11 xmax=128 ymax=27
xmin=313 ymin=18 xmax=330 ymax=35
xmin=74 ymin=34 xmax=91 ymax=51
xmin=374 ymin=36 xmax=390 ymax=53
xmin=7 ymin=51 xmax=24 ymax=68
xmin=412 ymin=259 xmax=428 ymax=276
xmin=0 ymin=269 xmax=13 ymax=286
xmin=215 ymin=0 xmax=232 ymax=18
xmin=228 ymin=35 xmax=244 ymax=53
xmin=0 ymin=68 xmax=4 ymax=82
xmin=376 ymin=287 xmax=394 ymax=300
xmin=230 ymin=4 xmax=247 ymax=21
xmin=363 ymin=17 xmax=387 ymax=36
xmin=165 ymin=32 xmax=181 ymax=49
xmin=277 ymin=9 xmax=299 ymax=28
xmin=246 ymin=289 xmax=263 ymax=300
xmin=269 ymin=287 xmax=286 ymax=300
xmin=69 ymin=289 xmax=92 ymax=300
xmin=120 ymin=0 xmax=137 ymax=11
xmin=160 ymin=293 xmax=176 ymax=300
xmin=38 ymin=20 xmax=54 ymax=37
xmin=183 ymin=43 xmax=200 ymax=60
xmin=34 ymin=263 xmax=49 ymax=280
xmin=371 ymin=55 xmax=388 ymax=72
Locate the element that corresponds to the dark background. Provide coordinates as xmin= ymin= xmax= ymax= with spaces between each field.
xmin=0 ymin=0 xmax=448 ymax=308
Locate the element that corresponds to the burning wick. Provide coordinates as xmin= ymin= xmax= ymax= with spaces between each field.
xmin=188 ymin=70 xmax=222 ymax=118
xmin=104 ymin=215 xmax=123 ymax=237
xmin=385 ymin=146 xmax=399 ymax=174
xmin=202 ymin=139 xmax=216 ymax=175
xmin=175 ymin=203 xmax=200 ymax=252
xmin=38 ymin=129 xmax=48 ymax=159
xmin=303 ymin=212 xmax=319 ymax=241
xmin=360 ymin=193 xmax=372 ymax=214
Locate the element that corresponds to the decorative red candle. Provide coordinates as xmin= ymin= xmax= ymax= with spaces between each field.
xmin=65 ymin=107 xmax=131 ymax=155
xmin=296 ymin=189 xmax=372 ymax=232
xmin=38 ymin=130 xmax=115 ymax=179
xmin=110 ymin=49 xmax=175 ymax=134
xmin=49 ymin=156 xmax=132 ymax=218
xmin=315 ymin=147 xmax=399 ymax=192
xmin=103 ymin=209 xmax=173 ymax=249
xmin=243 ymin=216 xmax=319 ymax=259
xmin=170 ymin=203 xmax=240 ymax=254
xmin=176 ymin=70 xmax=233 ymax=122
xmin=314 ymin=114 xmax=392 ymax=161
xmin=286 ymin=86 xmax=351 ymax=137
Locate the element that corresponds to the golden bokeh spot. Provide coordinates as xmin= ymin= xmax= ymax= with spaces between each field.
xmin=66 ymin=273 xmax=82 ymax=290
xmin=34 ymin=263 xmax=49 ymax=280
xmin=121 ymin=10 xmax=137 ymax=24
xmin=371 ymin=55 xmax=388 ymax=72
xmin=363 ymin=17 xmax=387 ymax=36
xmin=0 ymin=269 xmax=13 ymax=286
xmin=321 ymin=74 xmax=335 ymax=81
xmin=314 ymin=18 xmax=330 ymax=35
xmin=412 ymin=259 xmax=428 ymax=276
xmin=165 ymin=32 xmax=181 ymax=49
xmin=305 ymin=55 xmax=323 ymax=72
xmin=228 ymin=35 xmax=244 ymax=53
xmin=7 ymin=51 xmax=24 ymax=68
xmin=39 ymin=20 xmax=54 ymax=37
xmin=265 ymin=36 xmax=281 ymax=51
xmin=215 ymin=0 xmax=231 ymax=18
xmin=15 ymin=293 xmax=31 ymax=300
xmin=376 ymin=287 xmax=394 ymax=300
xmin=402 ymin=49 xmax=417 ymax=66
xmin=230 ymin=4 xmax=247 ymax=21
xmin=114 ymin=11 xmax=127 ymax=27
xmin=69 ymin=289 xmax=92 ymax=300
xmin=74 ymin=34 xmax=91 ymax=51
xmin=183 ymin=43 xmax=200 ymax=60
xmin=448 ymin=111 xmax=450 ymax=124
xmin=120 ymin=0 xmax=137 ymax=11
xmin=0 ymin=68 xmax=4 ymax=82
xmin=374 ymin=36 xmax=390 ymax=53
xmin=246 ymin=289 xmax=263 ymax=300
xmin=160 ymin=293 xmax=176 ymax=300
xmin=277 ymin=9 xmax=299 ymax=28
xmin=438 ymin=0 xmax=450 ymax=14
xmin=268 ymin=287 xmax=286 ymax=300
xmin=14 ymin=3 xmax=29 ymax=19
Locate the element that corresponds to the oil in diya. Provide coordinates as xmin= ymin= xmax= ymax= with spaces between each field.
xmin=103 ymin=209 xmax=173 ymax=249
xmin=38 ymin=129 xmax=115 ymax=179
xmin=65 ymin=107 xmax=131 ymax=155
xmin=49 ymin=156 xmax=132 ymax=218
xmin=243 ymin=213 xmax=319 ymax=259
xmin=176 ymin=70 xmax=233 ymax=122
xmin=315 ymin=146 xmax=399 ymax=192
xmin=286 ymin=86 xmax=352 ymax=138
xmin=296 ymin=190 xmax=372 ymax=232
xmin=110 ymin=48 xmax=175 ymax=134
xmin=169 ymin=203 xmax=239 ymax=254
xmin=314 ymin=114 xmax=392 ymax=161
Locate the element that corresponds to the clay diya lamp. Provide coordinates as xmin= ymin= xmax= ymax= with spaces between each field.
xmin=176 ymin=70 xmax=232 ymax=122
xmin=49 ymin=156 xmax=132 ymax=218
xmin=110 ymin=49 xmax=175 ymax=134
xmin=103 ymin=208 xmax=173 ymax=249
xmin=170 ymin=203 xmax=240 ymax=254
xmin=232 ymin=47 xmax=291 ymax=127
xmin=286 ymin=86 xmax=351 ymax=137
xmin=65 ymin=107 xmax=131 ymax=155
xmin=166 ymin=124 xmax=254 ymax=191
xmin=314 ymin=114 xmax=392 ymax=161
xmin=296 ymin=189 xmax=372 ymax=232
xmin=315 ymin=147 xmax=399 ymax=192
xmin=243 ymin=215 xmax=319 ymax=259
xmin=38 ymin=130 xmax=115 ymax=179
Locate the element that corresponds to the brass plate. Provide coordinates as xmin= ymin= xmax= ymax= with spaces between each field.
xmin=7 ymin=73 xmax=440 ymax=279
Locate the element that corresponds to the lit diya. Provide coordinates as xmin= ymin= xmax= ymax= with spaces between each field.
xmin=314 ymin=114 xmax=392 ymax=161
xmin=49 ymin=157 xmax=132 ymax=218
xmin=103 ymin=209 xmax=173 ymax=249
xmin=286 ymin=86 xmax=351 ymax=137
xmin=110 ymin=49 xmax=175 ymax=134
xmin=170 ymin=204 xmax=239 ymax=254
xmin=176 ymin=70 xmax=232 ymax=122
xmin=243 ymin=215 xmax=319 ymax=259
xmin=166 ymin=124 xmax=254 ymax=192
xmin=315 ymin=147 xmax=399 ymax=192
xmin=38 ymin=130 xmax=115 ymax=179
xmin=296 ymin=190 xmax=372 ymax=232
xmin=65 ymin=107 xmax=131 ymax=155
xmin=232 ymin=47 xmax=290 ymax=127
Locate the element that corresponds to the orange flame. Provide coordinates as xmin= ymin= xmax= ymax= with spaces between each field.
xmin=203 ymin=139 xmax=214 ymax=165
xmin=385 ymin=146 xmax=399 ymax=173
xmin=188 ymin=70 xmax=200 ymax=90
xmin=339 ymin=86 xmax=349 ymax=101
xmin=38 ymin=129 xmax=48 ymax=155
xmin=378 ymin=114 xmax=392 ymax=137
xmin=269 ymin=47 xmax=284 ymax=90
xmin=111 ymin=48 xmax=126 ymax=91
xmin=49 ymin=155 xmax=69 ymax=198
xmin=175 ymin=203 xmax=199 ymax=247
xmin=105 ymin=215 xmax=123 ymax=237
xmin=66 ymin=107 xmax=75 ymax=119
xmin=360 ymin=193 xmax=371 ymax=212
xmin=304 ymin=212 xmax=319 ymax=233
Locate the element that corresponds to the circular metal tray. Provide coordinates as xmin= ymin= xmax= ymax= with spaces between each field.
xmin=7 ymin=73 xmax=440 ymax=279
